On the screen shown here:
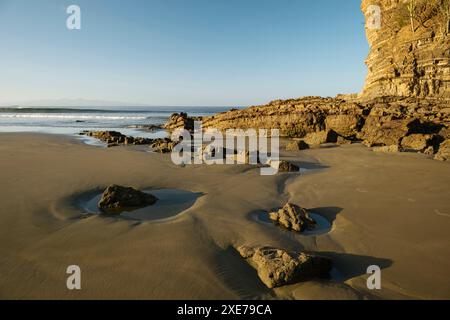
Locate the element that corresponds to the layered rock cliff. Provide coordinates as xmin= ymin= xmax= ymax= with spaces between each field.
xmin=361 ymin=0 xmax=450 ymax=99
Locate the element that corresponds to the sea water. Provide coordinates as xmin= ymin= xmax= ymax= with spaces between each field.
xmin=0 ymin=106 xmax=231 ymax=140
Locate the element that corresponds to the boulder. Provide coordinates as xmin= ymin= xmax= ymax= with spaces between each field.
xmin=360 ymin=117 xmax=421 ymax=147
xmin=303 ymin=130 xmax=338 ymax=145
xmin=286 ymin=140 xmax=309 ymax=151
xmin=434 ymin=140 xmax=450 ymax=161
xmin=401 ymin=134 xmax=434 ymax=152
xmin=269 ymin=203 xmax=316 ymax=232
xmin=325 ymin=114 xmax=363 ymax=138
xmin=98 ymin=185 xmax=158 ymax=214
xmin=236 ymin=246 xmax=332 ymax=288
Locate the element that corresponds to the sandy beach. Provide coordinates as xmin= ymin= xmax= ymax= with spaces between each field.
xmin=0 ymin=133 xmax=449 ymax=300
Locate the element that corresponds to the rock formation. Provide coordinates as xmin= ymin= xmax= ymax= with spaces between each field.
xmin=79 ymin=131 xmax=153 ymax=147
xmin=164 ymin=112 xmax=202 ymax=131
xmin=162 ymin=2 xmax=450 ymax=160
xmin=361 ymin=0 xmax=450 ymax=100
xmin=269 ymin=203 xmax=317 ymax=232
xmin=165 ymin=96 xmax=449 ymax=160
xmin=435 ymin=139 xmax=450 ymax=160
xmin=236 ymin=246 xmax=332 ymax=288
xmin=150 ymin=138 xmax=179 ymax=153
xmin=98 ymin=185 xmax=158 ymax=214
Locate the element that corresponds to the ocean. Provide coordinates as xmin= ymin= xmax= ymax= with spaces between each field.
xmin=0 ymin=106 xmax=231 ymax=143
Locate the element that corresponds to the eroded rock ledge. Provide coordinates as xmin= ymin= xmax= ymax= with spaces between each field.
xmin=164 ymin=96 xmax=449 ymax=160
xmin=361 ymin=0 xmax=450 ymax=100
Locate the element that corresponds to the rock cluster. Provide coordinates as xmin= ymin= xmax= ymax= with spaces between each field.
xmin=269 ymin=203 xmax=316 ymax=232
xmin=98 ymin=185 xmax=158 ymax=214
xmin=183 ymin=96 xmax=450 ymax=160
xmin=79 ymin=131 xmax=153 ymax=147
xmin=237 ymin=245 xmax=332 ymax=288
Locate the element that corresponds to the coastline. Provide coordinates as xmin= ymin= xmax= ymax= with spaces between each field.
xmin=0 ymin=133 xmax=448 ymax=299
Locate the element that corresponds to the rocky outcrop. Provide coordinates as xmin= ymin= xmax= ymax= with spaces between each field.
xmin=401 ymin=133 xmax=437 ymax=151
xmin=98 ymin=185 xmax=158 ymax=214
xmin=164 ymin=112 xmax=202 ymax=131
xmin=236 ymin=246 xmax=332 ymax=288
xmin=360 ymin=0 xmax=450 ymax=100
xmin=79 ymin=131 xmax=153 ymax=147
xmin=359 ymin=117 xmax=422 ymax=146
xmin=269 ymin=203 xmax=316 ymax=232
xmin=435 ymin=139 xmax=450 ymax=160
xmin=201 ymin=97 xmax=357 ymax=138
xmin=193 ymin=95 xmax=449 ymax=159
xmin=150 ymin=138 xmax=178 ymax=153
xmin=163 ymin=1 xmax=450 ymax=160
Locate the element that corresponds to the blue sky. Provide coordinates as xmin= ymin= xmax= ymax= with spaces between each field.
xmin=0 ymin=0 xmax=368 ymax=107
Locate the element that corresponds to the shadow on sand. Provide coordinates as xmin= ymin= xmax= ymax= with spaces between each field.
xmin=213 ymin=246 xmax=393 ymax=299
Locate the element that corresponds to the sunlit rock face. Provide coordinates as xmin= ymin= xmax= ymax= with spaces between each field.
xmin=360 ymin=0 xmax=450 ymax=100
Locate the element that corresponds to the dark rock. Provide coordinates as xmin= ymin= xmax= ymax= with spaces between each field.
xmin=98 ymin=185 xmax=158 ymax=214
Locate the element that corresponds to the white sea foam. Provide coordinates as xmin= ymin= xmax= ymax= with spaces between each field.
xmin=0 ymin=114 xmax=147 ymax=120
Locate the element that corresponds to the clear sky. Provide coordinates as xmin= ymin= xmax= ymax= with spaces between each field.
xmin=0 ymin=0 xmax=368 ymax=107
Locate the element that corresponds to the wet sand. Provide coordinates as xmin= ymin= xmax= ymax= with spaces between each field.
xmin=0 ymin=133 xmax=449 ymax=299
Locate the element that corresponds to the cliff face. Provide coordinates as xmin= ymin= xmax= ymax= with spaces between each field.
xmin=361 ymin=0 xmax=450 ymax=99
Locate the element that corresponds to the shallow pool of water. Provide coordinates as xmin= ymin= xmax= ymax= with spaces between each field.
xmin=252 ymin=211 xmax=332 ymax=236
xmin=78 ymin=188 xmax=201 ymax=221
